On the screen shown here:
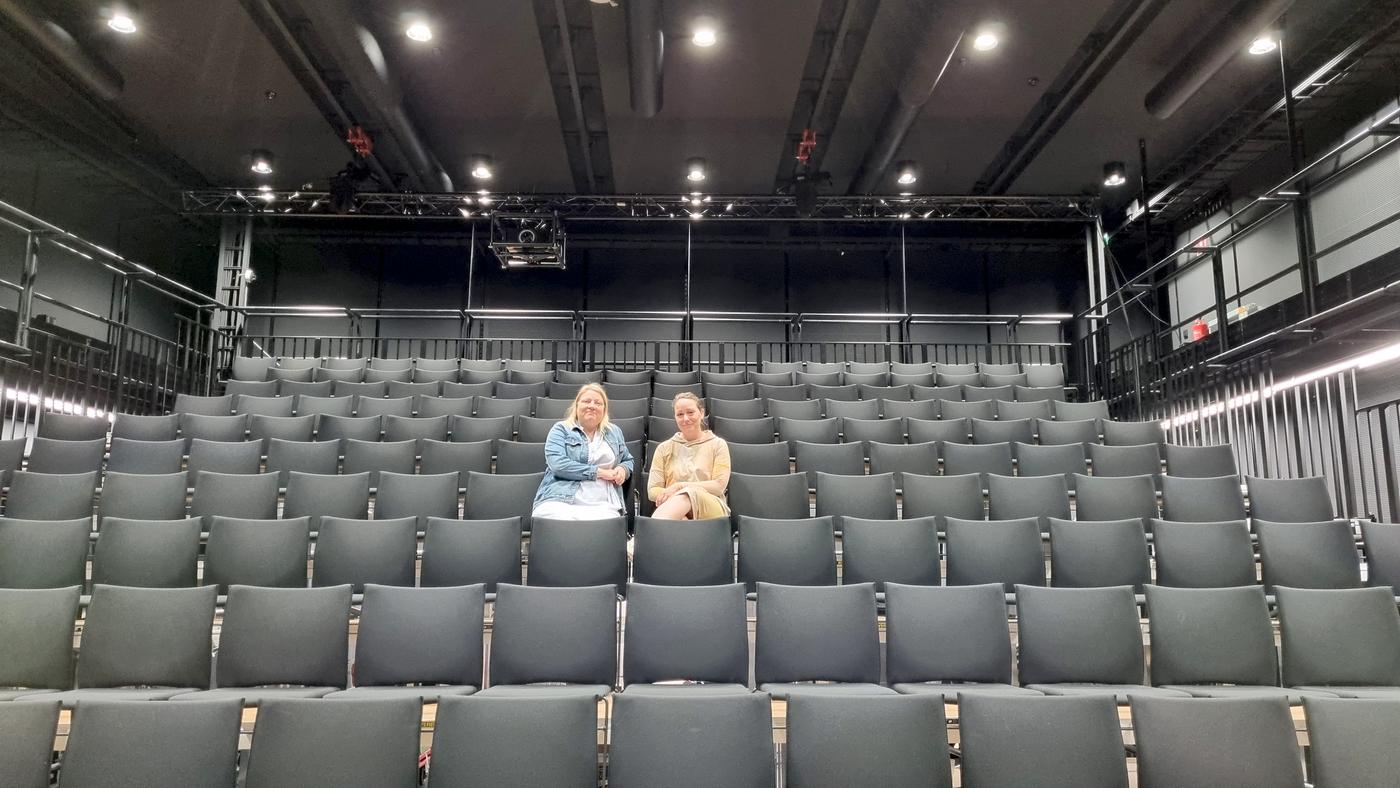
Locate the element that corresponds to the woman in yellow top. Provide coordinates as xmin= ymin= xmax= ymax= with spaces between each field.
xmin=648 ymin=392 xmax=732 ymax=520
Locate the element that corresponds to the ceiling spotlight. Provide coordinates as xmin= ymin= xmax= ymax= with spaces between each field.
xmin=406 ymin=21 xmax=433 ymax=42
xmin=692 ymin=20 xmax=717 ymax=47
xmin=972 ymin=31 xmax=998 ymax=51
xmin=895 ymin=161 xmax=918 ymax=186
xmin=686 ymin=157 xmax=707 ymax=182
xmin=107 ymin=12 xmax=137 ymax=34
xmin=1103 ymin=161 xmax=1127 ymax=188
xmin=1248 ymin=33 xmax=1278 ymax=55
xmin=249 ymin=149 xmax=275 ymax=176
xmin=469 ymin=154 xmax=494 ymax=180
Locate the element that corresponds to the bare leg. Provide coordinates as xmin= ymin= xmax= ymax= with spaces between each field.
xmin=652 ymin=494 xmax=694 ymax=520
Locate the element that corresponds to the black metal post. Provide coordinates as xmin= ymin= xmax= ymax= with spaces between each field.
xmin=1278 ymin=22 xmax=1319 ymax=317
xmin=112 ymin=273 xmax=132 ymax=408
xmin=1211 ymin=247 xmax=1231 ymax=354
xmin=16 ymin=232 xmax=41 ymax=347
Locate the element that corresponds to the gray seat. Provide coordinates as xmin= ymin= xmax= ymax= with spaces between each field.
xmin=1130 ymin=696 xmax=1305 ymax=788
xmin=243 ymin=697 xmax=421 ymax=788
xmin=995 ymin=399 xmax=1053 ymax=421
xmin=945 ymin=517 xmax=1043 ymax=590
xmin=778 ymin=417 xmax=839 ymax=444
xmin=383 ymin=414 xmax=449 ymax=445
xmin=173 ymin=584 xmax=351 ymax=704
xmin=886 ymin=583 xmax=1036 ymax=700
xmin=463 ymin=472 xmax=544 ymax=531
xmin=494 ymin=440 xmax=545 ymax=474
xmin=1014 ymin=442 xmax=1087 ymax=488
xmin=609 ymin=692 xmax=774 ymax=788
xmin=326 ymin=583 xmax=484 ymax=700
xmin=727 ymin=472 xmax=809 ymax=520
xmin=420 ymin=438 xmax=493 ymax=478
xmin=107 ymin=437 xmax=184 ymax=474
xmin=1145 ymin=584 xmax=1331 ymax=702
xmin=1151 ymin=518 xmax=1256 ymax=587
xmin=317 ymin=367 xmax=365 ymax=384
xmin=189 ymin=471 xmax=279 ymax=523
xmin=315 ymin=414 xmax=382 ymax=448
xmin=1257 ymin=519 xmax=1362 ymax=590
xmin=1278 ymin=586 xmax=1400 ymax=698
xmin=283 ymin=472 xmax=370 ymax=527
xmin=787 ymin=695 xmax=951 ymax=788
xmin=940 ymin=441 xmax=1013 ymax=480
xmin=202 ymin=516 xmax=310 ymax=590
xmin=712 ymin=416 xmax=775 ymax=444
xmin=936 ymin=372 xmax=980 ymax=387
xmin=312 ymin=516 xmax=417 ymax=591
xmin=700 ymin=370 xmax=746 ymax=386
xmin=1099 ymin=418 xmax=1165 ymax=455
xmin=1164 ymin=443 xmax=1238 ymax=478
xmin=97 ymin=471 xmax=187 ymax=521
xmin=971 ymin=417 xmax=1033 ymax=445
xmin=266 ymin=439 xmax=341 ymax=485
xmin=58 ymin=698 xmax=243 ymax=788
xmin=91 ymin=517 xmax=202 ymax=588
xmin=249 ymin=414 xmax=316 ymax=450
xmin=335 ymin=380 xmax=391 ymax=399
xmin=477 ymin=583 xmax=617 ymax=697
xmin=1304 ymin=697 xmax=1400 ymax=787
xmin=496 ymin=381 xmax=548 ymax=400
xmin=294 ymin=394 xmax=355 ymax=420
xmin=899 ymin=472 xmax=984 ymax=523
xmin=754 ymin=582 xmax=895 ymax=698
xmin=1072 ymin=473 xmax=1158 ymax=527
xmin=1087 ymin=443 xmax=1162 ymax=482
xmin=1012 ymin=384 xmax=1065 ymax=402
xmin=0 ymin=700 xmax=60 ymax=788
xmin=1036 ymin=417 xmax=1099 ymax=446
xmin=362 ymin=368 xmax=410 ymax=385
xmin=808 ymin=384 xmax=858 ymax=403
xmin=859 ymin=385 xmax=912 ymax=402
xmin=0 ymin=437 xmax=22 ymax=485
xmin=415 ymin=395 xmax=476 ymax=419
xmin=420 ymin=517 xmax=523 ymax=591
xmin=225 ymin=379 xmax=279 ymax=398
xmin=877 ymin=398 xmax=937 ymax=420
xmin=555 ymin=369 xmax=602 ymax=385
xmin=427 ymin=694 xmax=599 ymax=788
xmin=174 ymin=394 xmax=233 ymax=416
xmin=706 ymin=382 xmax=757 ymax=400
xmin=450 ymin=414 xmax=515 ymax=442
xmin=1017 ymin=584 xmax=1188 ymax=702
xmin=527 ymin=516 xmax=628 ymax=590
xmin=987 ymin=473 xmax=1070 ymax=524
xmin=0 ymin=585 xmax=80 ymax=699
xmin=1048 ymin=518 xmax=1151 ymax=591
xmin=1053 ymin=400 xmax=1110 ymax=421
xmin=111 ymin=412 xmax=180 ymax=441
xmin=813 ymin=472 xmax=897 ymax=522
xmin=840 ymin=416 xmax=903 ymax=448
xmin=726 ymin=440 xmax=792 ymax=475
xmin=737 ymin=516 xmax=837 ymax=589
xmin=868 ymin=441 xmax=937 ymax=478
xmin=37 ymin=412 xmax=108 ymax=441
xmin=234 ymin=395 xmax=296 ymax=417
xmin=938 ymin=399 xmax=994 ymax=420
xmin=185 ymin=438 xmax=262 ymax=483
xmin=0 ymin=518 xmax=90 ymax=588
xmin=231 ymin=355 xmax=275 ymax=381
xmin=631 ymin=516 xmax=734 ymax=586
xmin=25 ymin=584 xmax=216 ymax=704
xmin=517 ymin=415 xmax=561 ymax=443
xmin=1361 ymin=521 xmax=1400 ymax=589
xmin=909 ymin=384 xmax=959 ymax=401
xmin=824 ymin=400 xmax=880 ymax=421
xmin=1023 ymin=363 xmax=1065 ymax=388
xmin=25 ymin=436 xmax=105 ymax=474
xmin=5 ymin=470 xmax=97 ymax=520
xmin=767 ymin=399 xmax=822 ymax=420
xmin=793 ymin=441 xmax=865 ymax=486
xmin=709 ymin=398 xmax=766 ymax=420
xmin=1246 ymin=475 xmax=1335 ymax=521
xmin=341 ymin=439 xmax=415 ymax=484
xmin=621 ymin=583 xmax=750 ymax=694
xmin=840 ymin=517 xmax=940 ymax=589
xmin=375 ymin=471 xmax=459 ymax=527
xmin=178 ymin=413 xmax=247 ymax=448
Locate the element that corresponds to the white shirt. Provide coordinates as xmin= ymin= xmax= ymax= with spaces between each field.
xmin=572 ymin=428 xmax=622 ymax=510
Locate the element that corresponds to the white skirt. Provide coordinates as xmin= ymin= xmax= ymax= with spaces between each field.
xmin=531 ymin=499 xmax=623 ymax=521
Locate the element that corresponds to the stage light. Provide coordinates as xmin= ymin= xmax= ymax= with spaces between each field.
xmin=692 ymin=20 xmax=717 ymax=47
xmin=406 ymin=21 xmax=433 ymax=42
xmin=972 ymin=31 xmax=998 ymax=51
xmin=1103 ymin=161 xmax=1127 ymax=188
xmin=469 ymin=154 xmax=494 ymax=180
xmin=895 ymin=161 xmax=918 ymax=186
xmin=686 ymin=157 xmax=707 ymax=182
xmin=1248 ymin=33 xmax=1278 ymax=55
xmin=250 ymin=149 xmax=275 ymax=175
xmin=107 ymin=12 xmax=137 ymax=34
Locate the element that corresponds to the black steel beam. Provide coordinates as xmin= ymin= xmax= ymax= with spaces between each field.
xmin=533 ymin=0 xmax=615 ymax=193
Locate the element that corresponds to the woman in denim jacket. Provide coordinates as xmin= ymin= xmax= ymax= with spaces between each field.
xmin=531 ymin=382 xmax=635 ymax=520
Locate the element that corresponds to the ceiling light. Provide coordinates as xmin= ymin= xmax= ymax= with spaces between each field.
xmin=1248 ymin=33 xmax=1278 ymax=55
xmin=692 ymin=21 xmax=717 ymax=47
xmin=972 ymin=31 xmax=999 ymax=51
xmin=686 ymin=157 xmax=707 ymax=182
xmin=406 ymin=21 xmax=433 ymax=42
xmin=250 ymin=149 xmax=275 ymax=176
xmin=469 ymin=154 xmax=494 ymax=180
xmin=895 ymin=160 xmax=918 ymax=186
xmin=107 ymin=13 xmax=137 ymax=34
xmin=1103 ymin=161 xmax=1127 ymax=188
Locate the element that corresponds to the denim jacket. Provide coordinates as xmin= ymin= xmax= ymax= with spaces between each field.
xmin=531 ymin=421 xmax=636 ymax=508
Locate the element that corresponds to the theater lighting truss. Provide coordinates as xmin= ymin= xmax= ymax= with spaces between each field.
xmin=181 ymin=190 xmax=1098 ymax=223
xmin=489 ymin=213 xmax=566 ymax=269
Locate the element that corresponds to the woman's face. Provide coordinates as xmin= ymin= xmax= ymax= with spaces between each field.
xmin=673 ymin=398 xmax=704 ymax=437
xmin=576 ymin=389 xmax=607 ymax=430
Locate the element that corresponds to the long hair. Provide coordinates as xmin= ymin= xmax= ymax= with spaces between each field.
xmin=563 ymin=382 xmax=613 ymax=432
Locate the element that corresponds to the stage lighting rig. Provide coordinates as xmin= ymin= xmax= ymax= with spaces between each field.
xmin=490 ymin=213 xmax=566 ymax=269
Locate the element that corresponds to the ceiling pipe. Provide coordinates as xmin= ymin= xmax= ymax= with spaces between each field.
xmin=847 ymin=22 xmax=964 ymax=194
xmin=1144 ymin=0 xmax=1295 ymax=120
xmin=0 ymin=0 xmax=123 ymax=101
xmin=625 ymin=0 xmax=663 ymax=117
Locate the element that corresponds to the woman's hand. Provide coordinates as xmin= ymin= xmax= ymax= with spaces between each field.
xmin=654 ymin=482 xmax=684 ymax=503
xmin=597 ymin=466 xmax=628 ymax=486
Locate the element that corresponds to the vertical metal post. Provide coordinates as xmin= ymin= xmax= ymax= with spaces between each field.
xmin=1210 ymin=247 xmax=1231 ymax=354
xmin=112 ymin=273 xmax=132 ymax=407
xmin=683 ymin=223 xmax=694 ymax=369
xmin=16 ymin=231 xmax=41 ymax=347
xmin=1277 ymin=25 xmax=1319 ymax=317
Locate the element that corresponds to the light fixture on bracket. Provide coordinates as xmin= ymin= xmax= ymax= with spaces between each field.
xmin=105 ymin=4 xmax=138 ymax=34
xmin=972 ymin=22 xmax=1004 ymax=52
xmin=895 ymin=160 xmax=919 ymax=186
xmin=250 ymin=149 xmax=275 ymax=176
xmin=1248 ymin=32 xmax=1278 ymax=55
xmin=490 ymin=213 xmax=566 ymax=269
xmin=1103 ymin=161 xmax=1127 ymax=188
xmin=686 ymin=157 xmax=707 ymax=182
xmin=405 ymin=19 xmax=432 ymax=42
xmin=469 ymin=154 xmax=494 ymax=180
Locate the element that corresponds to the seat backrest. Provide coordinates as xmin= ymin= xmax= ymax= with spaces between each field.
xmin=463 ymin=472 xmax=544 ymax=529
xmin=0 ymin=518 xmax=91 ymax=588
xmin=1036 ymin=417 xmax=1099 ymax=446
xmin=449 ymin=413 xmax=515 ymax=443
xmin=202 ymin=516 xmax=311 ymax=590
xmin=1012 ymin=442 xmax=1086 ymax=486
xmin=1048 ymin=518 xmax=1151 ymax=591
xmin=1053 ymin=400 xmax=1110 ymax=420
xmin=216 ymin=585 xmax=351 ymax=690
xmin=91 ymin=517 xmax=202 ymax=588
xmin=190 ymin=471 xmax=280 ymax=523
xmin=899 ymin=473 xmax=983 ymax=522
xmin=1143 ymin=584 xmax=1277 ymax=687
xmin=1304 ymin=697 xmax=1400 ymax=787
xmin=960 ymin=694 xmax=1129 ymax=787
xmin=1015 ymin=584 xmax=1145 ymax=686
xmin=527 ymin=516 xmax=628 ymax=590
xmin=754 ymin=582 xmax=881 ymax=685
xmin=1087 ymin=443 xmax=1162 ymax=479
xmin=725 ymin=440 xmax=791 ymax=475
xmin=1099 ymin=418 xmax=1165 ymax=452
xmin=284 ymin=472 xmax=370 ymax=526
xmin=111 ymin=413 xmax=180 ymax=442
xmin=1246 ymin=475 xmax=1334 ymax=522
xmin=1164 ymin=443 xmax=1238 ymax=478
xmin=868 ymin=442 xmax=938 ymax=479
xmin=1257 ymin=519 xmax=1362 ymax=591
xmin=0 ymin=700 xmax=60 ymax=788
xmin=0 ymin=586 xmax=80 ymax=690
xmin=1277 ymin=586 xmax=1400 ymax=687
xmin=1361 ymin=521 xmax=1400 ymax=589
xmin=1150 ymin=519 xmax=1256 ymax=588
xmin=609 ymin=692 xmax=775 ymax=788
xmin=970 ymin=417 xmax=1033 ymax=445
xmin=60 ymin=698 xmax=243 ymax=788
xmin=26 ymin=436 xmax=105 ymax=475
xmin=1161 ymin=475 xmax=1246 ymax=522
xmin=1130 ymin=696 xmax=1303 ymax=787
xmin=813 ymin=472 xmax=897 ymax=521
xmin=726 ymin=472 xmax=809 ymax=520
xmin=840 ymin=517 xmax=940 ymax=589
xmin=374 ymin=471 xmax=460 ymax=527
xmin=429 ymin=695 xmax=599 ymax=787
xmin=244 ymin=697 xmax=421 ymax=788
xmin=793 ymin=441 xmax=865 ymax=486
xmin=737 ymin=516 xmax=836 ymax=589
xmin=97 ymin=471 xmax=188 ymax=521
xmin=107 ymin=437 xmax=184 ymax=474
xmin=37 ymin=412 xmax=109 ymax=441
xmin=312 ymin=517 xmax=418 ymax=591
xmin=77 ymin=584 xmax=216 ymax=690
xmin=945 ymin=517 xmax=1043 ymax=591
xmin=354 ymin=584 xmax=485 ymax=688
xmin=623 ymin=583 xmax=749 ymax=686
xmin=186 ymin=439 xmax=263 ymax=483
xmin=885 ymin=583 xmax=1013 ymax=685
xmin=487 ymin=584 xmax=618 ymax=687
xmin=4 ymin=470 xmax=98 ymax=520
xmin=987 ymin=473 xmax=1070 ymax=523
xmin=940 ymin=441 xmax=1013 ymax=479
xmin=1071 ymin=474 xmax=1158 ymax=526
xmin=420 ymin=517 xmax=523 ymax=591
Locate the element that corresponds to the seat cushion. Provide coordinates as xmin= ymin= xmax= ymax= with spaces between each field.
xmin=0 ymin=688 xmax=56 ymax=701
xmin=17 ymin=687 xmax=197 ymax=706
xmin=1162 ymin=684 xmax=1340 ymax=703
xmin=170 ymin=686 xmax=338 ymax=704
xmin=1294 ymin=685 xmax=1400 ymax=699
xmin=322 ymin=685 xmax=477 ymax=702
xmin=892 ymin=682 xmax=1042 ymax=701
xmin=619 ymin=683 xmax=753 ymax=697
xmin=759 ymin=682 xmax=898 ymax=699
xmin=474 ymin=684 xmax=612 ymax=699
xmin=1028 ymin=684 xmax=1192 ymax=702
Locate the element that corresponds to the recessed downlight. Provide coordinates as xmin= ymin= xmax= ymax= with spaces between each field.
xmin=406 ymin=21 xmax=433 ymax=42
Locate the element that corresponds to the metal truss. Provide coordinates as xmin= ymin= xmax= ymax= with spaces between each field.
xmin=181 ymin=190 xmax=1098 ymax=223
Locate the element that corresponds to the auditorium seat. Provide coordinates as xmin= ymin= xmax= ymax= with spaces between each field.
xmin=899 ymin=472 xmax=984 ymax=522
xmin=36 ymin=412 xmax=108 ymax=441
xmin=936 ymin=372 xmax=980 ymax=387
xmin=249 ymin=413 xmax=317 ymax=450
xmin=376 ymin=471 xmax=460 ymax=526
xmin=1013 ymin=442 xmax=1087 ymax=487
xmin=726 ymin=440 xmax=791 ymax=475
xmin=620 ymin=583 xmax=750 ymax=695
xmin=460 ymin=359 xmax=505 ymax=373
xmin=1151 ymin=519 xmax=1256 ymax=587
xmin=532 ymin=396 xmax=572 ymax=419
xmin=463 ymin=471 xmax=544 ymax=530
xmin=0 ymin=518 xmax=90 ymax=588
xmin=97 ymin=471 xmax=187 ymax=521
xmin=1257 ymin=519 xmax=1362 ymax=591
xmin=316 ymin=415 xmax=383 ymax=449
xmin=754 ymin=582 xmax=894 ymax=698
xmin=758 ymin=383 xmax=808 ymax=402
xmin=243 ymin=697 xmax=422 ymax=788
xmin=5 ymin=470 xmax=98 ymax=519
xmin=1023 ymin=363 xmax=1066 ymax=388
xmin=824 ymin=398 xmax=879 ymax=421
xmin=938 ymin=399 xmax=995 ymax=420
xmin=179 ymin=413 xmax=248 ymax=448
xmin=363 ymin=367 xmax=410 ymax=385
xmin=906 ymin=417 xmax=969 ymax=444
xmin=420 ymin=438 xmax=492 ymax=479
xmin=1012 ymin=384 xmax=1066 ymax=402
xmin=420 ymin=517 xmax=523 ymax=591
xmin=234 ymin=394 xmax=295 ymax=417
xmin=1099 ymin=418 xmax=1165 ymax=455
xmin=767 ymin=398 xmax=821 ymax=420
xmin=344 ymin=439 xmax=416 ymax=484
xmin=972 ymin=417 xmax=1033 ymax=445
xmin=408 ymin=370 xmax=454 ymax=387
xmin=24 ymin=436 xmax=103 ymax=474
xmin=963 ymin=384 xmax=1014 ymax=403
xmin=793 ymin=441 xmax=864 ymax=486
xmin=988 ymin=473 xmax=1070 ymax=524
xmin=1361 ymin=521 xmax=1400 ymax=588
xmin=0 ymin=700 xmax=59 ymax=787
xmin=1036 ymin=416 xmax=1099 ymax=446
xmin=700 ymin=370 xmax=746 ymax=386
xmin=885 ymin=583 xmax=1038 ymax=700
xmin=814 ymin=472 xmax=896 ymax=523
xmin=321 ymin=357 xmax=369 ymax=371
xmin=910 ymin=384 xmax=960 ymax=401
xmin=878 ymin=398 xmax=936 ymax=420
xmin=868 ymin=441 xmax=937 ymax=479
xmin=1246 ymin=474 xmax=1334 ymax=521
xmin=449 ymin=413 xmax=514 ymax=443
xmin=610 ymin=692 xmax=775 ymax=788
xmin=295 ymin=393 xmax=355 ymax=419
xmin=706 ymin=382 xmax=757 ymax=400
xmin=231 ymin=355 xmax=274 ymax=381
xmin=1132 ymin=696 xmax=1305 ymax=787
xmin=841 ymin=415 xmax=903 ymax=447
xmin=112 ymin=412 xmax=180 ymax=441
xmin=0 ymin=586 xmax=79 ymax=700
xmin=441 ymin=380 xmax=494 ymax=398
xmin=1016 ymin=585 xmax=1187 ymax=702
xmin=278 ymin=379 xmax=335 ymax=397
xmin=778 ymin=416 xmax=840 ymax=444
xmin=316 ymin=367 xmax=362 ymax=384
xmin=267 ymin=439 xmax=340 ymax=484
xmin=174 ymin=584 xmax=351 ymax=704
xmin=1048 ymin=519 xmax=1151 ymax=591
xmin=328 ymin=584 xmax=483 ymax=701
xmin=185 ymin=438 xmax=261 ymax=483
xmin=737 ymin=516 xmax=837 ymax=588
xmin=59 ymin=698 xmax=242 ymax=788
xmin=462 ymin=368 xmax=507 ymax=385
xmin=983 ymin=372 xmax=1028 ymax=387
xmin=808 ymin=382 xmax=858 ymax=401
xmin=91 ymin=517 xmax=202 ymax=588
xmin=839 ymin=517 xmax=940 ymax=588
xmin=891 ymin=361 xmax=935 ymax=376
xmin=383 ymin=413 xmax=448 ymax=445
xmin=1087 ymin=443 xmax=1162 ymax=485
xmin=727 ymin=471 xmax=809 ymax=520
xmin=415 ymin=394 xmax=475 ymax=419
xmin=1160 ymin=475 xmax=1247 ymax=522
xmin=1052 ymin=399 xmax=1110 ymax=421
xmin=941 ymin=441 xmax=1014 ymax=480
xmin=710 ymin=397 xmax=765 ymax=419
xmin=652 ymin=382 xmax=696 ymax=401
xmin=1304 ymin=697 xmax=1400 ymax=786
xmin=474 ymin=396 xmax=532 ymax=418
xmin=749 ymin=370 xmax=794 ymax=386
xmin=354 ymin=395 xmax=413 ymax=419
xmin=478 ymin=583 xmax=616 ymax=698
xmin=995 ymin=399 xmax=1052 ymax=421
xmin=275 ymin=357 xmax=320 ymax=372
xmin=190 ymin=471 xmax=279 ymax=524
xmin=334 ymin=380 xmax=390 ymax=399
xmin=528 ymin=516 xmax=628 ymax=590
xmin=428 ymin=694 xmax=599 ymax=786
xmin=1072 ymin=474 xmax=1158 ymax=527
xmin=631 ymin=516 xmax=734 ymax=586
xmin=312 ymin=517 xmax=417 ymax=591
xmin=202 ymin=516 xmax=310 ymax=590
xmin=493 ymin=440 xmax=544 ymax=474
xmin=107 ymin=437 xmax=183 ymax=474
xmin=788 ymin=700 xmax=951 ymax=787
xmin=173 ymin=393 xmax=232 ymax=416
xmin=225 ymin=379 xmax=279 ymax=398
xmin=945 ymin=517 xmax=1043 ymax=590
xmin=1164 ymin=443 xmax=1237 ymax=478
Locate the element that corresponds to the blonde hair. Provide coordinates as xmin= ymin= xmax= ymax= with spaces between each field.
xmin=672 ymin=391 xmax=706 ymax=428
xmin=564 ymin=383 xmax=612 ymax=431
